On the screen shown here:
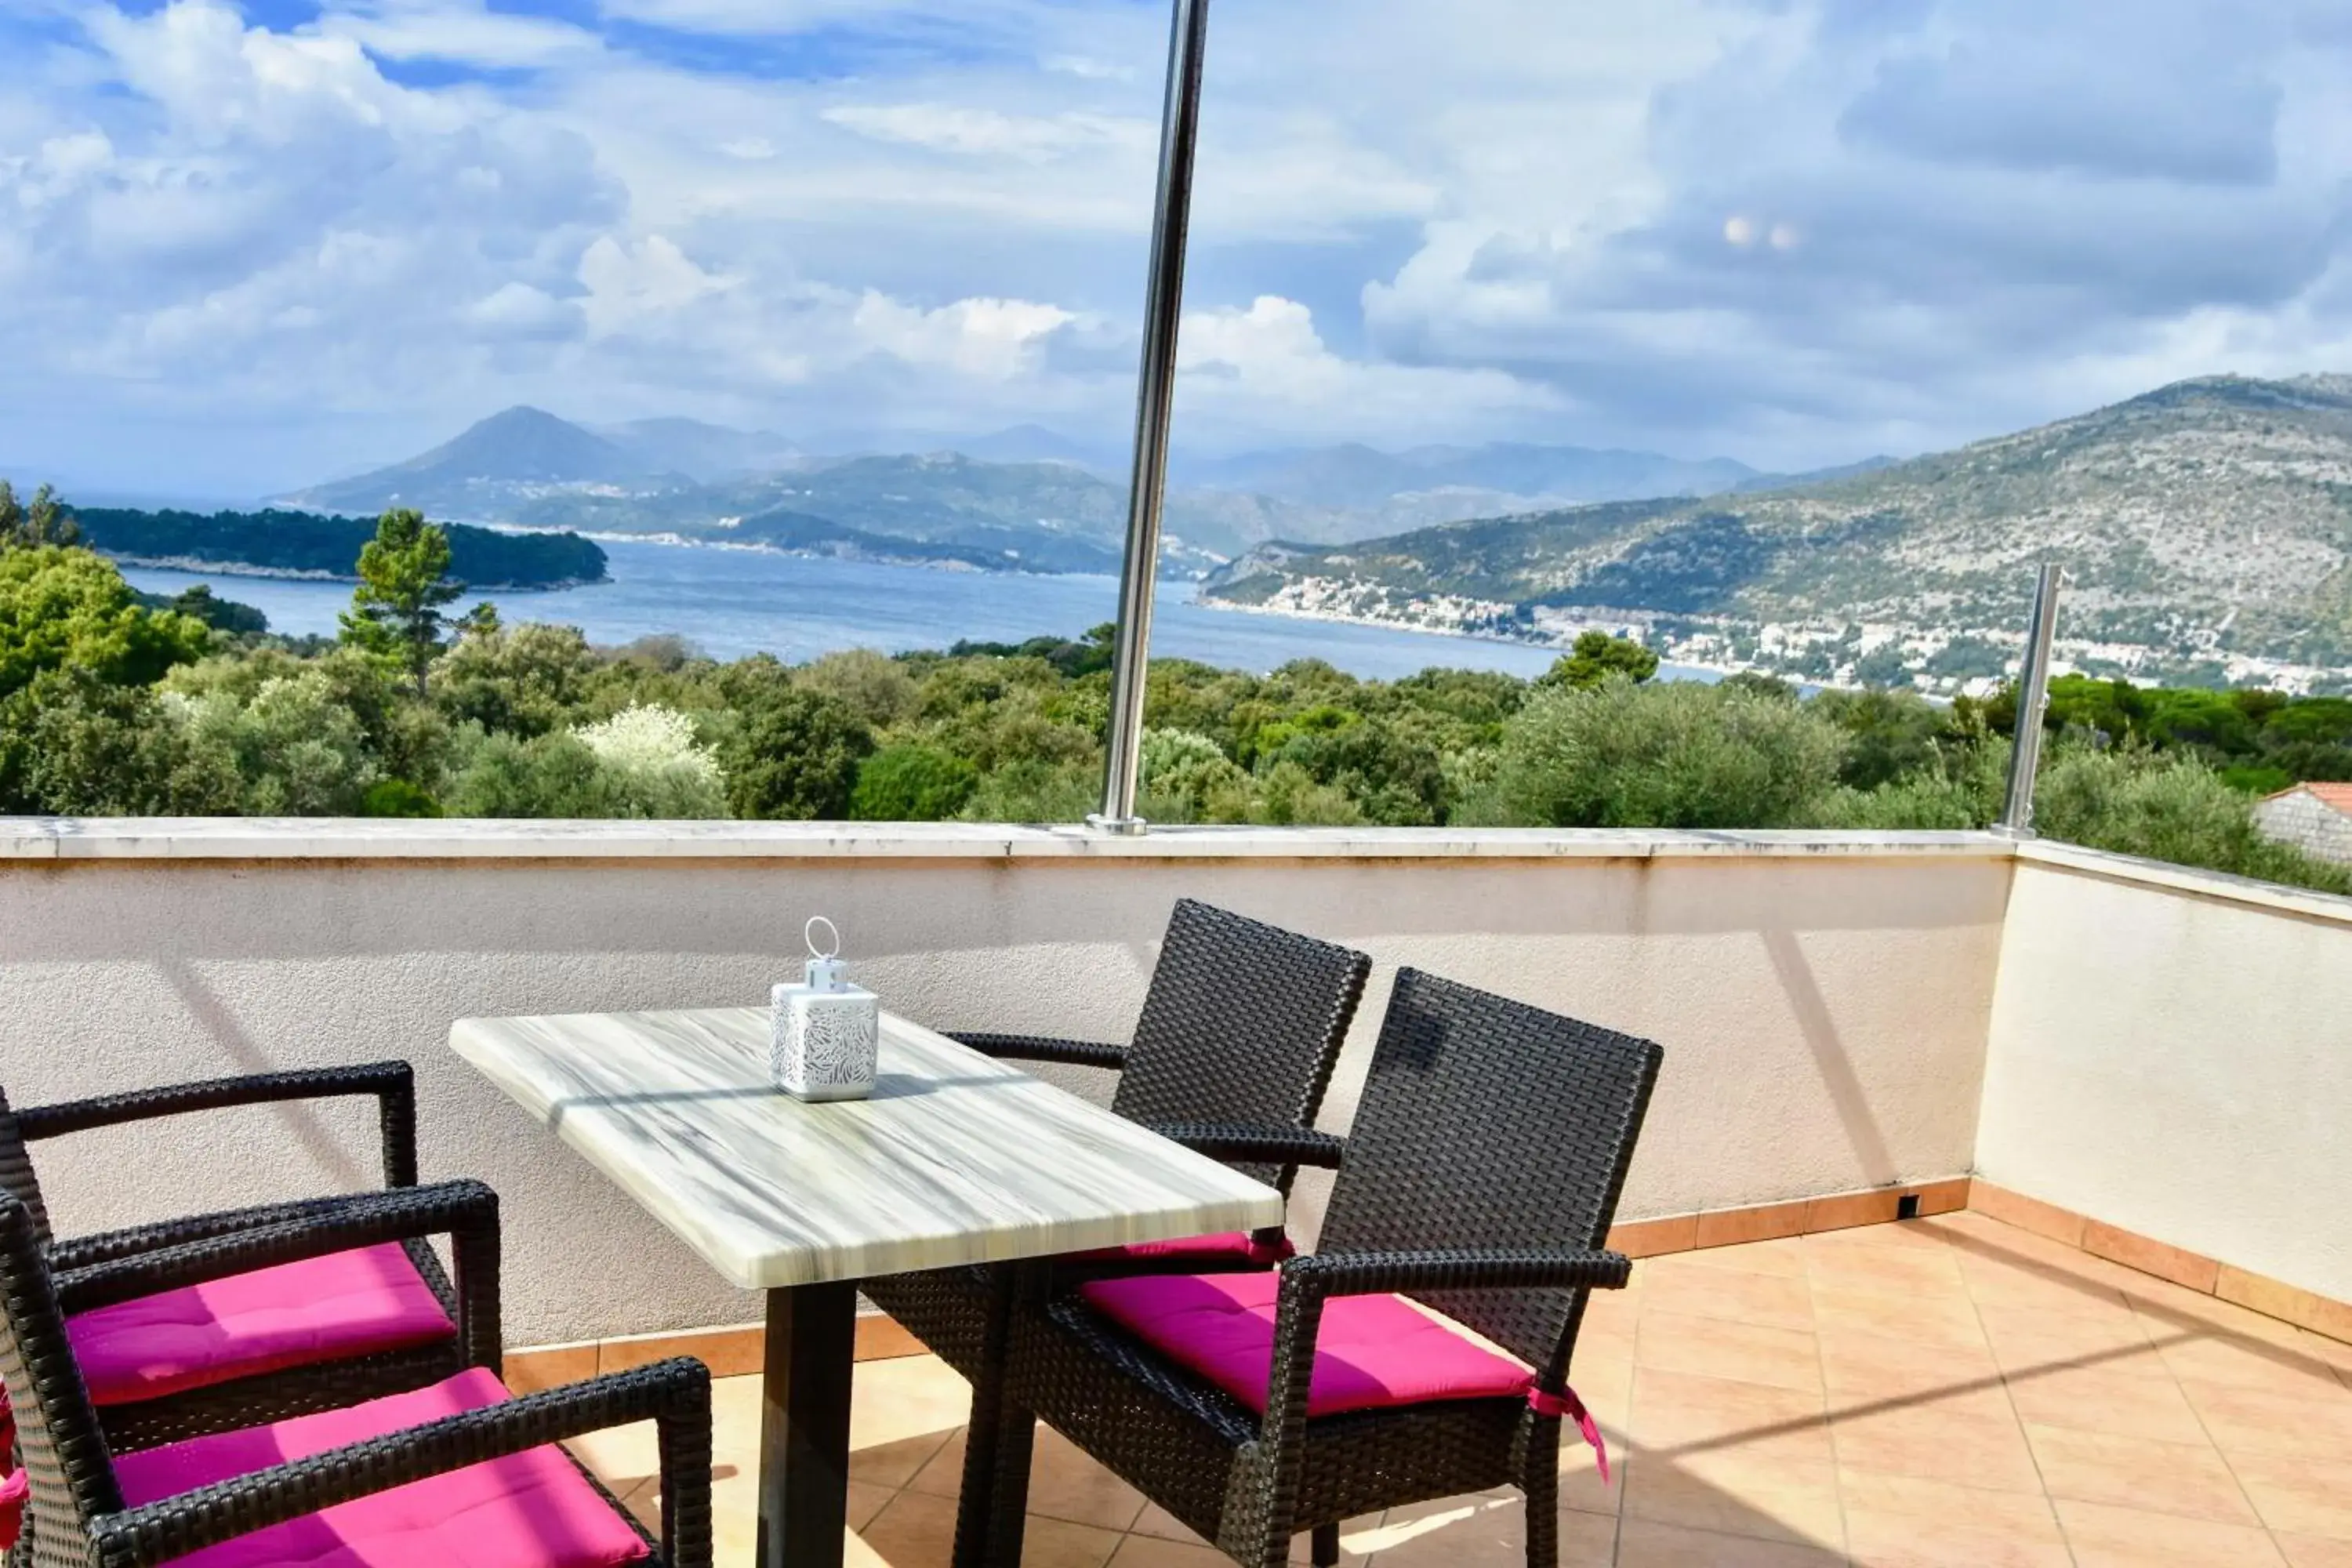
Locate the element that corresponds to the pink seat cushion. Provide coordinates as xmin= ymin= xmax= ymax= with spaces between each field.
xmin=114 ymin=1367 xmax=648 ymax=1568
xmin=1079 ymin=1271 xmax=1533 ymax=1417
xmin=69 ymin=1243 xmax=456 ymax=1405
xmin=1075 ymin=1232 xmax=1293 ymax=1267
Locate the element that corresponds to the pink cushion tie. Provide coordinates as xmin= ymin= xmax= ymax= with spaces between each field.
xmin=114 ymin=1367 xmax=648 ymax=1568
xmin=1526 ymin=1386 xmax=1610 ymax=1484
xmin=1076 ymin=1232 xmax=1294 ymax=1267
xmin=68 ymin=1243 xmax=456 ymax=1405
xmin=0 ymin=1390 xmax=22 ymax=1552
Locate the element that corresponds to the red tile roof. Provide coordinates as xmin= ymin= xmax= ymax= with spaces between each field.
xmin=2272 ymin=781 xmax=2352 ymax=814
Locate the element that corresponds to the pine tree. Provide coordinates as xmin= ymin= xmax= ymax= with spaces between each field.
xmin=339 ymin=509 xmax=463 ymax=697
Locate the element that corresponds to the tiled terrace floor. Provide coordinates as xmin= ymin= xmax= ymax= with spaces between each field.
xmin=570 ymin=1210 xmax=2352 ymax=1567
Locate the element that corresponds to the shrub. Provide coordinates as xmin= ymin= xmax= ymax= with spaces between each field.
xmin=714 ymin=669 xmax=873 ymax=820
xmin=572 ymin=703 xmax=727 ymax=819
xmin=2034 ymin=746 xmax=2352 ymax=895
xmin=0 ymin=666 xmax=239 ymax=815
xmin=1471 ymin=677 xmax=1849 ymax=829
xmin=165 ymin=671 xmax=380 ymax=816
xmin=851 ymin=744 xmax=981 ymax=821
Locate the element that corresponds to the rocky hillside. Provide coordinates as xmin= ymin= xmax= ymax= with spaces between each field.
xmin=1203 ymin=376 xmax=2352 ymax=670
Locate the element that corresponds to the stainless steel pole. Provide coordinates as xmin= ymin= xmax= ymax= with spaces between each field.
xmin=1999 ymin=562 xmax=2066 ymax=835
xmin=1090 ymin=0 xmax=1213 ymax=835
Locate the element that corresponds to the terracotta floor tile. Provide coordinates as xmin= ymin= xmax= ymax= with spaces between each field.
xmin=1628 ymin=1368 xmax=1833 ymax=1469
xmin=2126 ymin=1272 xmax=2306 ymax=1334
xmin=1816 ymin=1328 xmax=2014 ymax=1422
xmin=2278 ymin=1533 xmax=2352 ymax=1567
xmin=1837 ymin=1469 xmax=2066 ymax=1568
xmin=1367 ymin=1490 xmax=1612 ymax=1568
xmin=2001 ymin=1362 xmax=2209 ymax=1444
xmin=1809 ymin=1286 xmax=1987 ymax=1352
xmin=1105 ymin=1534 xmax=1241 ymax=1568
xmin=1810 ymin=1218 xmax=1955 ymax=1254
xmin=859 ymin=1492 xmax=1123 ymax=1568
xmin=1802 ymin=1244 xmax=1969 ymax=1301
xmin=1975 ymin=1304 xmax=2165 ymax=1377
xmin=855 ymin=1491 xmax=959 ymax=1568
xmin=1640 ymin=1265 xmax=1817 ymax=1334
xmin=1582 ymin=1288 xmax=1647 ymax=1341
xmin=1026 ymin=1426 xmax=1151 ymax=1532
xmin=854 ymin=1430 xmax=958 ymax=1490
xmin=1623 ymin=1452 xmax=1843 ymax=1550
xmin=1842 ymin=1512 xmax=2071 ymax=1567
xmin=847 ymin=1481 xmax=898 ymax=1533
xmin=1834 ymin=1468 xmax=2057 ymax=1530
xmin=1958 ymin=1258 xmax=2136 ymax=1320
xmin=2156 ymin=1333 xmax=2351 ymax=1397
xmin=1675 ymin=1236 xmax=1813 ymax=1279
xmin=851 ymin=1356 xmax=975 ymax=1451
xmin=907 ymin=1426 xmax=968 ymax=1498
xmin=1635 ymin=1311 xmax=1824 ymax=1393
xmin=2053 ymin=1497 xmax=2288 ymax=1566
xmin=1613 ymin=1518 xmax=1842 ymax=1566
xmin=1828 ymin=1405 xmax=2042 ymax=1494
xmin=2228 ymin=1450 xmax=2352 ymax=1541
xmin=2176 ymin=1376 xmax=2352 ymax=1461
xmin=2024 ymin=1424 xmax=2259 ymax=1525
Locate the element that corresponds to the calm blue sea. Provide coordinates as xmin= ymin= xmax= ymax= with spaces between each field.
xmin=120 ymin=536 xmax=1704 ymax=683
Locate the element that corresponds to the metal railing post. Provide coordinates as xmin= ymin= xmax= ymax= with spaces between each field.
xmin=1090 ymin=0 xmax=1214 ymax=835
xmin=1999 ymin=562 xmax=2067 ymax=835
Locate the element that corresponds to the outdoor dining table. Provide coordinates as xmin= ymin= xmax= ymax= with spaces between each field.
xmin=451 ymin=1006 xmax=1283 ymax=1568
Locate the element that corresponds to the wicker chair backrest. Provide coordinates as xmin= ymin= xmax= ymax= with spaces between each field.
xmin=1314 ymin=969 xmax=1662 ymax=1382
xmin=1 ymin=1196 xmax=125 ymax=1563
xmin=0 ymin=1094 xmax=53 ymax=1252
xmin=1110 ymin=901 xmax=1369 ymax=1189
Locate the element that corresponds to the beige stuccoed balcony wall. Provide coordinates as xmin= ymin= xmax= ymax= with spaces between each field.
xmin=1980 ymin=840 xmax=2352 ymax=1306
xmin=0 ymin=819 xmax=2009 ymax=1345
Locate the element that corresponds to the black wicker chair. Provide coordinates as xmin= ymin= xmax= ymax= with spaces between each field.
xmin=966 ymin=969 xmax=1663 ymax=1568
xmin=0 ymin=1194 xmax=710 ymax=1568
xmin=863 ymin=898 xmax=1370 ymax=1377
xmin=0 ymin=1065 xmax=495 ymax=1452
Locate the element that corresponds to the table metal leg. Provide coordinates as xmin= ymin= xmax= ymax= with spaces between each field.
xmin=757 ymin=1279 xmax=859 ymax=1568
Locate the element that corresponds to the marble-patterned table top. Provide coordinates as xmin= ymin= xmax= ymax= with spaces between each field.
xmin=451 ymin=1007 xmax=1283 ymax=1289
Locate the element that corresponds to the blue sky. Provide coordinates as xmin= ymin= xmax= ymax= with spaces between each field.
xmin=4 ymin=0 xmax=2351 ymax=497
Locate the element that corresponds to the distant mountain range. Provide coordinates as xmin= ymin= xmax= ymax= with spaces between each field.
xmin=1201 ymin=375 xmax=2352 ymax=676
xmin=275 ymin=408 xmax=1824 ymax=574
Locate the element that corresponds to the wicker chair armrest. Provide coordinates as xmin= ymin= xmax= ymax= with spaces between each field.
xmin=88 ymin=1359 xmax=713 ymax=1568
xmin=1142 ymin=1123 xmax=1347 ymax=1170
xmin=49 ymin=1192 xmax=396 ymax=1272
xmin=1279 ymin=1247 xmax=1632 ymax=1301
xmin=18 ymin=1062 xmax=419 ymax=1189
xmin=946 ymin=1033 xmax=1128 ymax=1071
xmin=1254 ymin=1248 xmax=1628 ymax=1443
xmin=56 ymin=1181 xmax=500 ymax=1369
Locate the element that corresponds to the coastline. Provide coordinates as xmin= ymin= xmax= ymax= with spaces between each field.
xmin=101 ymin=552 xmax=608 ymax=593
xmin=1192 ymin=590 xmax=1737 ymax=683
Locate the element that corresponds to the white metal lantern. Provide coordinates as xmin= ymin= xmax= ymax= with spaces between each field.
xmin=771 ymin=916 xmax=880 ymax=1102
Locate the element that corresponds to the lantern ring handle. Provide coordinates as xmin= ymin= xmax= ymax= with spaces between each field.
xmin=804 ymin=916 xmax=842 ymax=961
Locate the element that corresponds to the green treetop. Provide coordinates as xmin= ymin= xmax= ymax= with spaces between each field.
xmin=339 ymin=508 xmax=463 ymax=696
xmin=1536 ymin=630 xmax=1661 ymax=691
xmin=0 ymin=481 xmax=83 ymax=549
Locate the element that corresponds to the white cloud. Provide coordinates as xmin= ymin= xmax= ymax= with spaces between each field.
xmin=822 ymin=103 xmax=1143 ymax=162
xmin=11 ymin=0 xmax=2352 ymax=494
xmin=852 ymin=293 xmax=1076 ymax=378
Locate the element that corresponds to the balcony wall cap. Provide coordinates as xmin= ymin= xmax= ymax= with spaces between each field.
xmin=0 ymin=817 xmax=2011 ymax=864
xmin=2014 ymin=837 xmax=2352 ymax=927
